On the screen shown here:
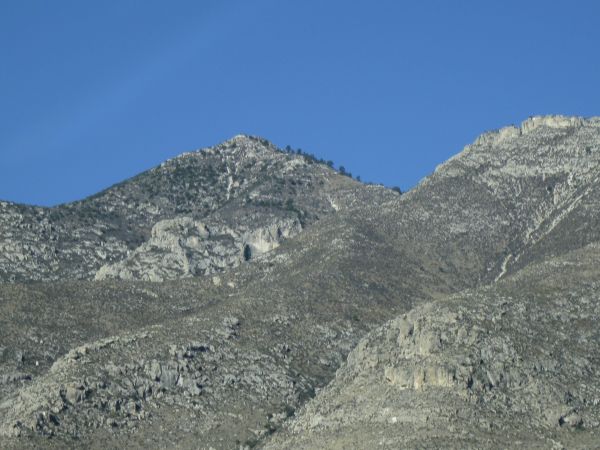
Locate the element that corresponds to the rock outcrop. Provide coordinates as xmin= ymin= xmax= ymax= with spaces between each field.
xmin=95 ymin=215 xmax=302 ymax=281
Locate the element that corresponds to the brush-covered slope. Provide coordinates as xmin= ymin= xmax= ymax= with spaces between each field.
xmin=0 ymin=116 xmax=599 ymax=449
xmin=266 ymin=242 xmax=600 ymax=449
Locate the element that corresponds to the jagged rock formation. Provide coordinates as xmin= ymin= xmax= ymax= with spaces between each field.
xmin=95 ymin=215 xmax=302 ymax=281
xmin=1 ymin=116 xmax=600 ymax=449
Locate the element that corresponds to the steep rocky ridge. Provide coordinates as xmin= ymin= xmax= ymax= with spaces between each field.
xmin=411 ymin=115 xmax=600 ymax=283
xmin=0 ymin=116 xmax=599 ymax=448
xmin=0 ymin=135 xmax=358 ymax=282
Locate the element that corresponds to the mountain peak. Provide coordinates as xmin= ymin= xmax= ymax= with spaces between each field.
xmin=225 ymin=134 xmax=265 ymax=144
xmin=165 ymin=134 xmax=277 ymax=165
xmin=520 ymin=114 xmax=589 ymax=134
xmin=216 ymin=134 xmax=278 ymax=155
xmin=469 ymin=115 xmax=600 ymax=149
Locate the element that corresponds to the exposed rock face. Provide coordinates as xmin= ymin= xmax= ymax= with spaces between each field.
xmin=520 ymin=114 xmax=586 ymax=134
xmin=1 ymin=116 xmax=600 ymax=449
xmin=95 ymin=215 xmax=302 ymax=281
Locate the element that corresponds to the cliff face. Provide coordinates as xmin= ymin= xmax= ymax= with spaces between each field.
xmin=1 ymin=116 xmax=600 ymax=449
xmin=94 ymin=215 xmax=302 ymax=281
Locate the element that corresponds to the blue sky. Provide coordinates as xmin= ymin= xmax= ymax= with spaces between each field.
xmin=1 ymin=0 xmax=599 ymax=206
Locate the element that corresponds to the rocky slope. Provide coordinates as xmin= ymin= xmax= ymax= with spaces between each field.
xmin=262 ymin=115 xmax=600 ymax=449
xmin=0 ymin=135 xmax=359 ymax=282
xmin=1 ymin=115 xmax=599 ymax=449
xmin=266 ymin=243 xmax=600 ymax=449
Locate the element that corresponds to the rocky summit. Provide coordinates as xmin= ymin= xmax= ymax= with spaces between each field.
xmin=1 ymin=116 xmax=600 ymax=449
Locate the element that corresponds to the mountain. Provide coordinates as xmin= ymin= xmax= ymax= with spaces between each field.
xmin=266 ymin=243 xmax=600 ymax=449
xmin=0 ymin=135 xmax=364 ymax=282
xmin=0 ymin=116 xmax=599 ymax=449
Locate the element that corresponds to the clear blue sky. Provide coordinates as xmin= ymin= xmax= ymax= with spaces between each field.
xmin=1 ymin=1 xmax=599 ymax=206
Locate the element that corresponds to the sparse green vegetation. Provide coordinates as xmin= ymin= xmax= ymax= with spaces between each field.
xmin=3 ymin=121 xmax=600 ymax=449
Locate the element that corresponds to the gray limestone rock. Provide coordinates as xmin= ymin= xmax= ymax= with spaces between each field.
xmin=0 ymin=135 xmax=355 ymax=283
xmin=2 ymin=117 xmax=600 ymax=449
xmin=94 ymin=216 xmax=302 ymax=281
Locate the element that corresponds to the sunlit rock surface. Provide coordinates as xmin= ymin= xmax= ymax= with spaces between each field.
xmin=1 ymin=117 xmax=600 ymax=449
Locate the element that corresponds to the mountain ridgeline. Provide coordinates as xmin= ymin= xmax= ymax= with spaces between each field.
xmin=1 ymin=116 xmax=599 ymax=449
xmin=0 ymin=136 xmax=366 ymax=282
